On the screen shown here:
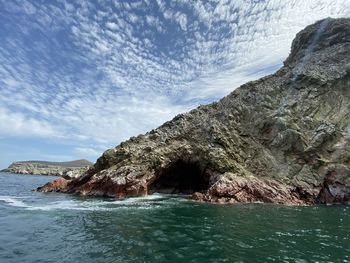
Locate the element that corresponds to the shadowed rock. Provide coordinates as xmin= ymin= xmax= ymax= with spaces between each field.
xmin=38 ymin=18 xmax=350 ymax=204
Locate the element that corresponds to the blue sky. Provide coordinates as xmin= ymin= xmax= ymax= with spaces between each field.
xmin=0 ymin=0 xmax=349 ymax=168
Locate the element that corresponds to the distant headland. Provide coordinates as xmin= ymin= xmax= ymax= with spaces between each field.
xmin=1 ymin=159 xmax=93 ymax=178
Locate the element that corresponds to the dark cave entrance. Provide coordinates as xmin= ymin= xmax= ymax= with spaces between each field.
xmin=149 ymin=160 xmax=210 ymax=195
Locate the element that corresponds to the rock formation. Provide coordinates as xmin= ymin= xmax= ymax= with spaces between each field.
xmin=2 ymin=159 xmax=92 ymax=178
xmin=38 ymin=18 xmax=350 ymax=204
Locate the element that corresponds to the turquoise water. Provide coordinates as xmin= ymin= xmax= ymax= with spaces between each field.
xmin=0 ymin=172 xmax=349 ymax=263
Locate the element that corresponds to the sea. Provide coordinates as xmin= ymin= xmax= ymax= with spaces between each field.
xmin=0 ymin=172 xmax=349 ymax=263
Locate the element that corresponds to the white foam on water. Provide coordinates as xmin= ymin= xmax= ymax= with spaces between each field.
xmin=110 ymin=193 xmax=188 ymax=204
xmin=27 ymin=200 xmax=112 ymax=211
xmin=0 ymin=195 xmax=29 ymax=208
xmin=0 ymin=193 xmax=186 ymax=211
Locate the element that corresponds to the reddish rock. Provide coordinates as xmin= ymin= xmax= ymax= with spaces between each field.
xmin=190 ymin=175 xmax=308 ymax=205
xmin=37 ymin=178 xmax=69 ymax=192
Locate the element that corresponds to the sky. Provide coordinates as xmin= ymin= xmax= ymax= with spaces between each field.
xmin=0 ymin=0 xmax=349 ymax=168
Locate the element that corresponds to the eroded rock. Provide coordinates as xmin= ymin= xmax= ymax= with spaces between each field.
xmin=37 ymin=178 xmax=68 ymax=192
xmin=38 ymin=18 xmax=350 ymax=204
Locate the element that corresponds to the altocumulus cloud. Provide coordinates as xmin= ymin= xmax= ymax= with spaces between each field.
xmin=0 ymin=0 xmax=349 ymax=166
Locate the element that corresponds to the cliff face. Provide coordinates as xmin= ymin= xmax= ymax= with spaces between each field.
xmin=2 ymin=159 xmax=92 ymax=178
xmin=38 ymin=18 xmax=350 ymax=204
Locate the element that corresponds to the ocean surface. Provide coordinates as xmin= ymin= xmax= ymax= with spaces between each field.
xmin=0 ymin=172 xmax=349 ymax=263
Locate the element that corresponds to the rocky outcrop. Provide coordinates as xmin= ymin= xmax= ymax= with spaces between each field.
xmin=2 ymin=159 xmax=92 ymax=178
xmin=38 ymin=18 xmax=350 ymax=205
xmin=37 ymin=178 xmax=69 ymax=192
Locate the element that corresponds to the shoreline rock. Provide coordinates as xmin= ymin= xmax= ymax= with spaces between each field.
xmin=38 ymin=18 xmax=350 ymax=205
xmin=37 ymin=178 xmax=69 ymax=192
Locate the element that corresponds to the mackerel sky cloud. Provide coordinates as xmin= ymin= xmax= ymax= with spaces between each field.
xmin=0 ymin=0 xmax=349 ymax=167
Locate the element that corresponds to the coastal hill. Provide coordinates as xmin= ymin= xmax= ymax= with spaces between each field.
xmin=2 ymin=159 xmax=92 ymax=177
xmin=39 ymin=18 xmax=350 ymax=204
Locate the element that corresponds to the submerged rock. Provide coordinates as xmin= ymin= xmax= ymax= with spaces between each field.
xmin=39 ymin=18 xmax=350 ymax=204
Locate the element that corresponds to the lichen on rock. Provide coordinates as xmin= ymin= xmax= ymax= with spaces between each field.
xmin=38 ymin=18 xmax=350 ymax=205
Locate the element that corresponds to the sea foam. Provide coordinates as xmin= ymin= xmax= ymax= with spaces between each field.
xmin=0 ymin=193 xmax=187 ymax=211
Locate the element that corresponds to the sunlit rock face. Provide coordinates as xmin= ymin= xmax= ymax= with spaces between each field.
xmin=38 ymin=18 xmax=350 ymax=204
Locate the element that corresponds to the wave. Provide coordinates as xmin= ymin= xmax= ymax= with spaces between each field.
xmin=0 ymin=196 xmax=29 ymax=208
xmin=0 ymin=193 xmax=187 ymax=211
xmin=109 ymin=193 xmax=188 ymax=204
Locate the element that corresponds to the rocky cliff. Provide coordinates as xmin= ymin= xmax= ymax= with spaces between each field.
xmin=2 ymin=159 xmax=92 ymax=178
xmin=38 ymin=18 xmax=350 ymax=204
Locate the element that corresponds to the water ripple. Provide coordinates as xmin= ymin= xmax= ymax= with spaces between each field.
xmin=0 ymin=173 xmax=349 ymax=263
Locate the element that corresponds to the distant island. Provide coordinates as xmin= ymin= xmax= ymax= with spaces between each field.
xmin=1 ymin=159 xmax=93 ymax=178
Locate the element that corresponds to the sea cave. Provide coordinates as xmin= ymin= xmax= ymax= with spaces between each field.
xmin=149 ymin=160 xmax=210 ymax=195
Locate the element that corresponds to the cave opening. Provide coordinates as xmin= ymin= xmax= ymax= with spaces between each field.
xmin=149 ymin=160 xmax=210 ymax=195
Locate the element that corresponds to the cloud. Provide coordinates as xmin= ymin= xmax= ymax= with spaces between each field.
xmin=74 ymin=147 xmax=101 ymax=158
xmin=0 ymin=0 xmax=349 ymax=165
xmin=174 ymin=12 xmax=188 ymax=31
xmin=106 ymin=22 xmax=118 ymax=31
xmin=0 ymin=107 xmax=60 ymax=138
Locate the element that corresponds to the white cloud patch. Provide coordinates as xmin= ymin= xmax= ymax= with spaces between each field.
xmin=74 ymin=147 xmax=101 ymax=158
xmin=174 ymin=12 xmax=188 ymax=31
xmin=0 ymin=0 xmax=349 ymax=163
xmin=0 ymin=107 xmax=60 ymax=138
xmin=105 ymin=22 xmax=118 ymax=31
